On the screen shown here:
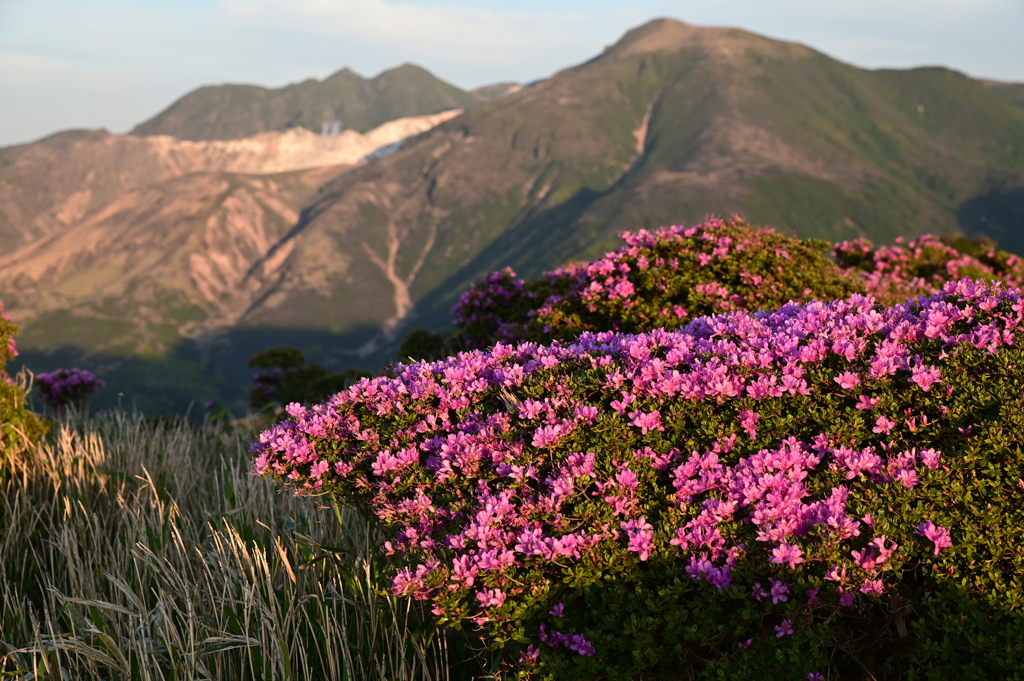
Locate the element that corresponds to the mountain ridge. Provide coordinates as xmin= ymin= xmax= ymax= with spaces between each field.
xmin=130 ymin=63 xmax=481 ymax=140
xmin=4 ymin=18 xmax=1024 ymax=414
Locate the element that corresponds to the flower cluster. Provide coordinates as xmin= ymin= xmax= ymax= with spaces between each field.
xmin=35 ymin=368 xmax=105 ymax=410
xmin=833 ymin=233 xmax=1024 ymax=305
xmin=253 ymin=279 xmax=1024 ymax=678
xmin=452 ymin=217 xmax=860 ymax=348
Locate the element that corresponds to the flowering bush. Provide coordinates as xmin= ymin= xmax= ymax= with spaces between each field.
xmin=35 ymin=367 xmax=106 ymax=410
xmin=252 ymin=280 xmax=1024 ymax=679
xmin=452 ymin=217 xmax=861 ymax=348
xmin=833 ymin=233 xmax=1024 ymax=306
xmin=0 ymin=302 xmax=48 ymax=468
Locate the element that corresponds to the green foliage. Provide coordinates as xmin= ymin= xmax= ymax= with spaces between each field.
xmin=248 ymin=346 xmax=371 ymax=412
xmin=398 ymin=328 xmax=463 ymax=363
xmin=0 ymin=303 xmax=48 ymax=473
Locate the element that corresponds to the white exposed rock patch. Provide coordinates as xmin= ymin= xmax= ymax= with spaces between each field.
xmin=142 ymin=109 xmax=463 ymax=175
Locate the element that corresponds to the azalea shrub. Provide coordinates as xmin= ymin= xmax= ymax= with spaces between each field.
xmin=0 ymin=302 xmax=48 ymax=469
xmin=452 ymin=217 xmax=861 ymax=349
xmin=833 ymin=233 xmax=1024 ymax=306
xmin=35 ymin=367 xmax=106 ymax=410
xmin=252 ymin=279 xmax=1024 ymax=679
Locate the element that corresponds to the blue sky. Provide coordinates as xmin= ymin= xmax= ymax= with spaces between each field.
xmin=1 ymin=0 xmax=1022 ymax=147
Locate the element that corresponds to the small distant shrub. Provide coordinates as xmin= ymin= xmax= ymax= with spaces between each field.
xmin=35 ymin=367 xmax=106 ymax=410
xmin=833 ymin=233 xmax=1024 ymax=305
xmin=248 ymin=347 xmax=371 ymax=412
xmin=398 ymin=328 xmax=463 ymax=363
xmin=452 ymin=217 xmax=862 ymax=348
xmin=0 ymin=302 xmax=48 ymax=469
xmin=252 ymin=279 xmax=1024 ymax=679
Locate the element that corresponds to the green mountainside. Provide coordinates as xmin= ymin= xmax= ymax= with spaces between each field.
xmin=4 ymin=19 xmax=1024 ymax=414
xmin=130 ymin=64 xmax=482 ymax=140
xmin=275 ymin=20 xmax=1024 ymax=335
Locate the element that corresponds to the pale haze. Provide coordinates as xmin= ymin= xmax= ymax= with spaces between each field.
xmin=1 ymin=0 xmax=1022 ymax=148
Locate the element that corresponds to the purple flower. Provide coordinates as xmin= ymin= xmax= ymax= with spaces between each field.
xmin=769 ymin=579 xmax=790 ymax=604
xmin=914 ymin=521 xmax=953 ymax=555
xmin=549 ymin=602 xmax=564 ymax=617
xmin=35 ymin=367 xmax=105 ymax=409
xmin=751 ymin=582 xmax=767 ymax=602
xmin=775 ymin=619 xmax=794 ymax=637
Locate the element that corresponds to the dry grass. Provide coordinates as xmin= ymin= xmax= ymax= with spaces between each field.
xmin=0 ymin=409 xmax=493 ymax=680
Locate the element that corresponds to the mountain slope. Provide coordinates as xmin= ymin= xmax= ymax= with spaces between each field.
xmin=4 ymin=19 xmax=1024 ymax=414
xmin=264 ymin=19 xmax=1024 ymax=336
xmin=131 ymin=64 xmax=480 ymax=140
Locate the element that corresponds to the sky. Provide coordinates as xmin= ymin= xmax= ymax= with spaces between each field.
xmin=1 ymin=0 xmax=1022 ymax=148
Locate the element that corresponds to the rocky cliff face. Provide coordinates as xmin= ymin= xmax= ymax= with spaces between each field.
xmin=0 ymin=111 xmax=462 ymax=382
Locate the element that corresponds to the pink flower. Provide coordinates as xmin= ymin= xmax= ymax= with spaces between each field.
xmin=518 ymin=645 xmax=540 ymax=663
xmin=622 ymin=517 xmax=655 ymax=561
xmin=476 ymin=588 xmax=506 ymax=608
xmin=919 ymin=448 xmax=943 ymax=469
xmin=855 ymin=394 xmax=879 ymax=410
xmin=860 ymin=578 xmax=884 ymax=597
xmin=807 ymin=587 xmax=820 ymax=605
xmin=737 ymin=409 xmax=760 ymax=439
xmin=915 ymin=521 xmax=953 ymax=555
xmin=770 ymin=541 xmax=805 ymax=569
xmin=834 ymin=372 xmax=861 ymax=390
xmin=629 ymin=409 xmax=664 ymax=434
xmin=872 ymin=415 xmax=896 ymax=434
xmin=911 ymin=362 xmax=942 ymax=392
xmin=807 ymin=673 xmax=825 ymax=681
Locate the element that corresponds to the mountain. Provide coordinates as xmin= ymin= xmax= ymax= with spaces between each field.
xmin=0 ymin=112 xmax=460 ymax=413
xmin=3 ymin=19 xmax=1024 ymax=414
xmin=263 ymin=19 xmax=1024 ymax=333
xmin=131 ymin=64 xmax=480 ymax=140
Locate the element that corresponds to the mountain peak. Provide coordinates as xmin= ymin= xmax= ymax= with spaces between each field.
xmin=608 ymin=17 xmax=812 ymax=61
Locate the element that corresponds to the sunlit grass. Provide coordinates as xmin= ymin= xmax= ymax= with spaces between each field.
xmin=0 ymin=409 xmax=493 ymax=680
